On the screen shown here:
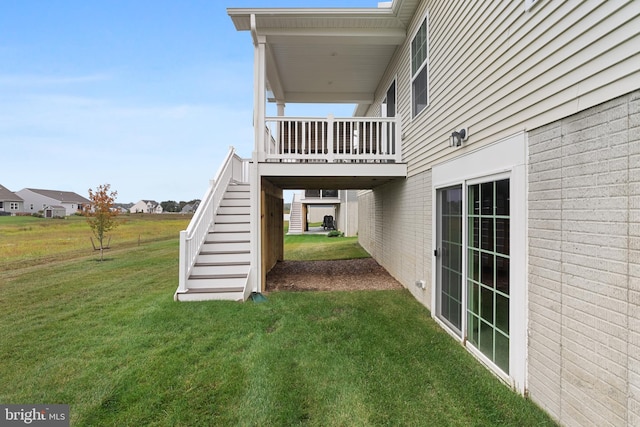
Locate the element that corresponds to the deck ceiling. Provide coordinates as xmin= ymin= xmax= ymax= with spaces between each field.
xmin=259 ymin=162 xmax=407 ymax=190
xmin=228 ymin=1 xmax=419 ymax=107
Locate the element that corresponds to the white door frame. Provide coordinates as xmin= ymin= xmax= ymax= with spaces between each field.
xmin=431 ymin=132 xmax=528 ymax=393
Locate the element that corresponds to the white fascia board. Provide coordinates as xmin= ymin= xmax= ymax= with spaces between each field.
xmin=228 ymin=7 xmax=394 ymax=19
xmin=228 ymin=7 xmax=398 ymax=32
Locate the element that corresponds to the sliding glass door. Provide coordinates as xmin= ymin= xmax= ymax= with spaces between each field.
xmin=436 ymin=178 xmax=511 ymax=374
xmin=436 ymin=185 xmax=463 ymax=334
xmin=467 ymin=179 xmax=510 ymax=373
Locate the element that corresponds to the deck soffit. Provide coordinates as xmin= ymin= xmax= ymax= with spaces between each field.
xmin=259 ymin=162 xmax=407 ymax=190
xmin=228 ymin=1 xmax=419 ymax=106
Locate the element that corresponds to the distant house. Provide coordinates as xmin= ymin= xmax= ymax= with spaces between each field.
xmin=130 ymin=200 xmax=163 ymax=214
xmin=0 ymin=184 xmax=24 ymax=215
xmin=180 ymin=201 xmax=200 ymax=214
xmin=16 ymin=188 xmax=89 ymax=216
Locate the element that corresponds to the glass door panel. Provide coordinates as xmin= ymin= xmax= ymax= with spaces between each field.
xmin=467 ymin=179 xmax=510 ymax=373
xmin=436 ymin=185 xmax=463 ymax=334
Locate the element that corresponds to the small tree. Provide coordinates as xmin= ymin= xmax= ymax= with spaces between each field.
xmin=84 ymin=184 xmax=119 ymax=261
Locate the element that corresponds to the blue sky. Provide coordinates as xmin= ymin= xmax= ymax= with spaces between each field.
xmin=0 ymin=0 xmax=378 ymax=203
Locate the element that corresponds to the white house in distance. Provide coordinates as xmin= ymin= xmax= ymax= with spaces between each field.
xmin=0 ymin=184 xmax=24 ymax=215
xmin=17 ymin=188 xmax=90 ymax=216
xmin=130 ymin=200 xmax=163 ymax=214
xmin=175 ymin=1 xmax=640 ymax=425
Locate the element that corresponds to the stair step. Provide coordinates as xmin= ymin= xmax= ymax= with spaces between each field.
xmin=191 ymin=263 xmax=250 ymax=276
xmin=218 ymin=206 xmax=249 ymax=215
xmin=212 ymin=222 xmax=250 ymax=232
xmin=227 ymin=184 xmax=250 ymax=190
xmin=197 ymin=252 xmax=251 ymax=263
xmin=216 ymin=214 xmax=250 ymax=224
xmin=224 ymin=191 xmax=250 ymax=199
xmin=186 ymin=275 xmax=247 ymax=289
xmin=176 ymin=288 xmax=245 ymax=301
xmin=183 ymin=287 xmax=244 ymax=294
xmin=189 ymin=273 xmax=247 ymax=279
xmin=204 ymin=237 xmax=251 ymax=245
xmin=201 ymin=241 xmax=249 ymax=252
xmin=195 ymin=261 xmax=250 ymax=266
xmin=207 ymin=231 xmax=250 ymax=242
xmin=220 ymin=198 xmax=250 ymax=207
xmin=200 ymin=251 xmax=249 ymax=258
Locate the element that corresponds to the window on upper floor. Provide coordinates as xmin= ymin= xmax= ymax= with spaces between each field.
xmin=411 ymin=16 xmax=429 ymax=118
xmin=383 ymin=80 xmax=396 ymax=118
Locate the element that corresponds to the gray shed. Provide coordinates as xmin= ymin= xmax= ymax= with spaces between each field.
xmin=44 ymin=205 xmax=66 ymax=218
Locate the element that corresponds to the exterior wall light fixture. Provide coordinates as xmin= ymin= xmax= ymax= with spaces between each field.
xmin=450 ymin=128 xmax=468 ymax=147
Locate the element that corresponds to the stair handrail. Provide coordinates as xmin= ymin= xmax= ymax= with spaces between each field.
xmin=178 ymin=146 xmax=248 ymax=294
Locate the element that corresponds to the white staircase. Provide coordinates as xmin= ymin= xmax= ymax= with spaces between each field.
xmin=182 ymin=184 xmax=250 ymax=301
xmin=175 ymin=148 xmax=252 ymax=302
xmin=288 ymin=193 xmax=303 ymax=234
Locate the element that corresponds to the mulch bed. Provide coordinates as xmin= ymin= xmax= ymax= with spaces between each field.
xmin=265 ymin=258 xmax=403 ymax=292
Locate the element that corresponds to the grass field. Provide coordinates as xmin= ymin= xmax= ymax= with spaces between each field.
xmin=0 ymin=214 xmax=191 ymax=270
xmin=0 ymin=217 xmax=557 ymax=426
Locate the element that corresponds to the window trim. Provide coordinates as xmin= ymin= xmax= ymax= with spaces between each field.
xmin=410 ymin=13 xmax=429 ymax=119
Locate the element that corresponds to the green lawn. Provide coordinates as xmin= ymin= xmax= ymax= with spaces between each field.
xmin=284 ymin=233 xmax=370 ymax=261
xmin=0 ymin=219 xmax=557 ymax=426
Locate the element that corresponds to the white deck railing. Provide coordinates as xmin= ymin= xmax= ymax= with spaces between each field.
xmin=264 ymin=115 xmax=402 ymax=163
xmin=177 ymin=147 xmax=250 ymax=294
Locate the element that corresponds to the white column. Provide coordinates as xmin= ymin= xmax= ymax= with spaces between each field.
xmin=250 ymin=15 xmax=266 ymax=295
xmin=253 ymin=35 xmax=266 ymax=163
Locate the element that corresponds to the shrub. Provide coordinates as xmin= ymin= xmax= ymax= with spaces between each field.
xmin=327 ymin=230 xmax=344 ymax=238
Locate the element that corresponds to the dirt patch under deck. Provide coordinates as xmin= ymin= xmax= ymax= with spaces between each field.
xmin=265 ymin=258 xmax=403 ymax=292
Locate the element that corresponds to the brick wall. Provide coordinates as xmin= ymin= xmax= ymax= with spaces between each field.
xmin=358 ymin=172 xmax=432 ymax=308
xmin=528 ymin=89 xmax=640 ymax=426
xmin=357 ymin=90 xmax=638 ymax=426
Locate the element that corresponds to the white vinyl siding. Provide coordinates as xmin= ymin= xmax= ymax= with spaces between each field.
xmin=369 ymin=0 xmax=640 ymax=180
